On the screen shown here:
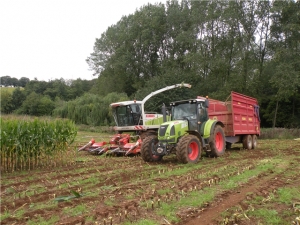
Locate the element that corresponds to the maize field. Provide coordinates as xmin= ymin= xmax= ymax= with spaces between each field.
xmin=0 ymin=117 xmax=77 ymax=172
xmin=1 ymin=135 xmax=300 ymax=225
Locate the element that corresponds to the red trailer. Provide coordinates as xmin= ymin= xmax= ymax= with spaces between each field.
xmin=208 ymin=91 xmax=260 ymax=149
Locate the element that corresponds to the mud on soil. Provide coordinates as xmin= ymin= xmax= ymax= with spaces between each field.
xmin=1 ymin=139 xmax=300 ymax=225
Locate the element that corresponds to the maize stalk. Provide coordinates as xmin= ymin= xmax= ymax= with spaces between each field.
xmin=0 ymin=117 xmax=77 ymax=172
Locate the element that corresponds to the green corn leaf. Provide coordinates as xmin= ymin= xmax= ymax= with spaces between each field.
xmin=70 ymin=190 xmax=81 ymax=198
xmin=54 ymin=190 xmax=83 ymax=202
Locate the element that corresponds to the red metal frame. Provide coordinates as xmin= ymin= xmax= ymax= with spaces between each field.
xmin=208 ymin=91 xmax=260 ymax=137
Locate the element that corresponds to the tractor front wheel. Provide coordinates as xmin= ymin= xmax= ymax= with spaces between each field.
xmin=209 ymin=125 xmax=226 ymax=157
xmin=176 ymin=135 xmax=201 ymax=164
xmin=141 ymin=135 xmax=162 ymax=162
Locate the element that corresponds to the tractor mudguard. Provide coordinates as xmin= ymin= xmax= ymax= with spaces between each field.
xmin=186 ymin=130 xmax=206 ymax=150
xmin=201 ymin=119 xmax=224 ymax=140
xmin=201 ymin=119 xmax=215 ymax=139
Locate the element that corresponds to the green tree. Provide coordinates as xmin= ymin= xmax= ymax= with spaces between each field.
xmin=0 ymin=90 xmax=13 ymax=113
xmin=53 ymin=92 xmax=129 ymax=126
xmin=87 ymin=3 xmax=167 ymax=97
xmin=24 ymin=79 xmax=49 ymax=96
xmin=267 ymin=0 xmax=300 ymax=127
xmin=38 ymin=96 xmax=55 ymax=115
xmin=11 ymin=87 xmax=26 ymax=112
xmin=67 ymin=78 xmax=85 ymax=99
xmin=19 ymin=92 xmax=55 ymax=116
xmin=18 ymin=77 xmax=30 ymax=87
xmin=0 ymin=76 xmax=12 ymax=86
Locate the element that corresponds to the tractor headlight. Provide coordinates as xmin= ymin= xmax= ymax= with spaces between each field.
xmin=157 ymin=147 xmax=164 ymax=154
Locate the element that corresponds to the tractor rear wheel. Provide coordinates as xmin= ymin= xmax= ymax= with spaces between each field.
xmin=252 ymin=135 xmax=257 ymax=149
xmin=243 ymin=135 xmax=253 ymax=150
xmin=176 ymin=135 xmax=201 ymax=164
xmin=141 ymin=135 xmax=162 ymax=162
xmin=209 ymin=125 xmax=225 ymax=157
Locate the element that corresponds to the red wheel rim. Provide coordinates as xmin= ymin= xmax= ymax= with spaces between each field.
xmin=188 ymin=141 xmax=199 ymax=160
xmin=152 ymin=154 xmax=160 ymax=159
xmin=215 ymin=132 xmax=224 ymax=152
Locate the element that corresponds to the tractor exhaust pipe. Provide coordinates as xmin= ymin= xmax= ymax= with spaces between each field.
xmin=162 ymin=103 xmax=167 ymax=122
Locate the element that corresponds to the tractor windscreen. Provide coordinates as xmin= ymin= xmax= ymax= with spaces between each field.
xmin=171 ymin=102 xmax=197 ymax=121
xmin=113 ymin=104 xmax=142 ymax=126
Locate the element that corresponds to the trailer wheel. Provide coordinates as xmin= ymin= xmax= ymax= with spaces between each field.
xmin=242 ymin=135 xmax=253 ymax=150
xmin=141 ymin=135 xmax=162 ymax=162
xmin=176 ymin=135 xmax=201 ymax=164
xmin=209 ymin=125 xmax=225 ymax=157
xmin=252 ymin=135 xmax=257 ymax=149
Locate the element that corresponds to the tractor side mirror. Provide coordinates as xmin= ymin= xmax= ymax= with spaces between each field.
xmin=205 ymin=98 xmax=209 ymax=108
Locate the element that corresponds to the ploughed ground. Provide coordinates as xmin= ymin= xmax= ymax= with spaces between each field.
xmin=1 ymin=139 xmax=300 ymax=225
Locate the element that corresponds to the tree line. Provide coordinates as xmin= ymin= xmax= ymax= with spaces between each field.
xmin=0 ymin=76 xmax=30 ymax=87
xmin=87 ymin=0 xmax=300 ymax=128
xmin=1 ymin=0 xmax=299 ymax=128
xmin=0 ymin=78 xmax=101 ymax=116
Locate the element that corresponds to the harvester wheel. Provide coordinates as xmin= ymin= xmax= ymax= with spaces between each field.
xmin=141 ymin=135 xmax=162 ymax=162
xmin=252 ymin=135 xmax=257 ymax=149
xmin=140 ymin=131 xmax=157 ymax=140
xmin=209 ymin=125 xmax=225 ymax=157
xmin=176 ymin=135 xmax=201 ymax=164
xmin=243 ymin=135 xmax=253 ymax=150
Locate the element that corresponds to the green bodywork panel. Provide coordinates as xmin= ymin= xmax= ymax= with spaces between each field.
xmin=201 ymin=119 xmax=216 ymax=139
xmin=158 ymin=120 xmax=188 ymax=144
xmin=158 ymin=119 xmax=216 ymax=143
xmin=145 ymin=115 xmax=170 ymax=126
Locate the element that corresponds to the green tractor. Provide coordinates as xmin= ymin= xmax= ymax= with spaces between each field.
xmin=140 ymin=97 xmax=226 ymax=163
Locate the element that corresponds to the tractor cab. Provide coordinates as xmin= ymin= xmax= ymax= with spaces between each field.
xmin=111 ymin=101 xmax=143 ymax=126
xmin=170 ymin=97 xmax=209 ymax=131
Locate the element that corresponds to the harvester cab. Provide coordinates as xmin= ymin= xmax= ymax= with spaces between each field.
xmin=111 ymin=101 xmax=143 ymax=127
xmin=110 ymin=83 xmax=192 ymax=134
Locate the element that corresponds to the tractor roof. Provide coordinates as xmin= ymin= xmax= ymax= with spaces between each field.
xmin=170 ymin=98 xmax=205 ymax=106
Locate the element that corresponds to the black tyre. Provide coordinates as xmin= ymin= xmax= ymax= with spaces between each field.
xmin=252 ymin=135 xmax=257 ymax=149
xmin=140 ymin=135 xmax=163 ymax=162
xmin=226 ymin=142 xmax=232 ymax=150
xmin=140 ymin=130 xmax=156 ymax=140
xmin=176 ymin=135 xmax=201 ymax=164
xmin=242 ymin=135 xmax=253 ymax=150
xmin=209 ymin=125 xmax=226 ymax=157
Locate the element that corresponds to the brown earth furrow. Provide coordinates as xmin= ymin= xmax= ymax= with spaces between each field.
xmin=177 ymin=167 xmax=292 ymax=225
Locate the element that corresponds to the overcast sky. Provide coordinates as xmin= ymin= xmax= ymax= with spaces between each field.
xmin=0 ymin=0 xmax=163 ymax=81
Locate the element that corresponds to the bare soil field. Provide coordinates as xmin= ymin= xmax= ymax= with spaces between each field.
xmin=1 ymin=139 xmax=300 ymax=225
